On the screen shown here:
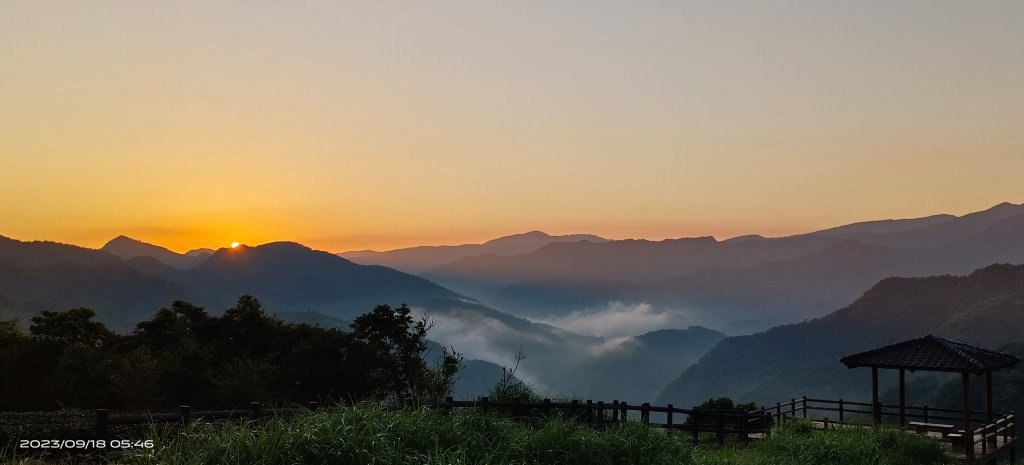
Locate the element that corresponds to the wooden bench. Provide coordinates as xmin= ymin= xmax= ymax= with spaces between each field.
xmin=908 ymin=421 xmax=955 ymax=437
xmin=946 ymin=432 xmax=966 ymax=453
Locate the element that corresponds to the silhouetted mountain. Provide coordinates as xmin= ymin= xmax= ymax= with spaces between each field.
xmin=186 ymin=242 xmax=463 ymax=319
xmin=557 ymin=327 xmax=726 ymax=403
xmin=101 ymin=235 xmax=207 ymax=270
xmin=0 ymin=236 xmax=197 ymax=329
xmin=185 ymin=248 xmax=216 ymax=258
xmin=340 ymin=231 xmax=607 ymax=274
xmin=828 ymin=202 xmax=1024 ymax=248
xmin=0 ymin=237 xmax=464 ymax=328
xmin=656 ymin=263 xmax=1024 ymax=409
xmin=807 ymin=214 xmax=955 ymax=237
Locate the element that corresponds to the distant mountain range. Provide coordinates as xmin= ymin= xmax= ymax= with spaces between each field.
xmin=0 ymin=236 xmax=460 ymax=329
xmin=4 ymin=200 xmax=1024 ymax=404
xmin=655 ymin=262 xmax=1024 ymax=409
xmin=0 ymin=234 xmax=726 ymax=400
xmin=422 ymin=203 xmax=1024 ymax=333
xmin=339 ymin=231 xmax=608 ymax=274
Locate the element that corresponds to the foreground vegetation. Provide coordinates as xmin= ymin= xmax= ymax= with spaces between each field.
xmin=8 ymin=406 xmax=937 ymax=465
xmin=0 ymin=297 xmax=460 ymax=412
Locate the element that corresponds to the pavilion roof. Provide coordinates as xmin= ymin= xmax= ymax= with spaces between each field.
xmin=839 ymin=335 xmax=1021 ymax=373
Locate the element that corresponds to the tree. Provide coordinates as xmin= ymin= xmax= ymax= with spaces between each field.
xmin=29 ymin=308 xmax=112 ymax=347
xmin=422 ymin=346 xmax=464 ymax=404
xmin=350 ymin=304 xmax=431 ymax=401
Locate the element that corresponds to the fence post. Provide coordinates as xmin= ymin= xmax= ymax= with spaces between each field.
xmin=823 ymin=417 xmax=829 ymax=431
xmin=1009 ymin=412 xmax=1016 ymax=464
xmin=544 ymin=398 xmax=552 ymax=418
xmin=741 ymin=410 xmax=749 ymax=442
xmin=570 ymin=399 xmax=579 ymax=420
xmin=802 ymin=396 xmax=807 ymax=419
xmin=641 ymin=403 xmax=650 ymax=425
xmin=764 ymin=411 xmax=772 ymax=438
xmin=667 ymin=404 xmax=674 ymax=430
xmin=838 ymin=399 xmax=844 ymax=423
xmin=922 ymin=404 xmax=928 ymax=423
xmin=776 ymin=402 xmax=782 ymax=425
xmin=179 ymin=405 xmax=191 ymax=423
xmin=717 ymin=410 xmax=725 ymax=446
xmin=612 ymin=401 xmax=619 ymax=423
xmin=790 ymin=399 xmax=796 ymax=421
xmin=587 ymin=400 xmax=593 ymax=423
xmin=597 ymin=401 xmax=605 ymax=427
xmin=249 ymin=402 xmax=262 ymax=417
xmin=621 ymin=401 xmax=628 ymax=422
xmin=692 ymin=409 xmax=700 ymax=446
xmin=95 ymin=409 xmax=109 ymax=440
xmin=481 ymin=396 xmax=489 ymax=415
xmin=308 ymin=401 xmax=319 ymax=410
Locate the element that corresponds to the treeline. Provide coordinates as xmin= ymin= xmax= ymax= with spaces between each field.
xmin=0 ymin=296 xmax=460 ymax=411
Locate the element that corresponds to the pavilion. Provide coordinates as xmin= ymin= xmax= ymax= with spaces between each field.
xmin=840 ymin=335 xmax=1020 ymax=462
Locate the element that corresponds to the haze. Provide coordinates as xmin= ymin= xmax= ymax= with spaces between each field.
xmin=1 ymin=1 xmax=1022 ymax=252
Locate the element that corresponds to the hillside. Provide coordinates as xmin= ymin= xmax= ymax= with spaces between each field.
xmin=557 ymin=327 xmax=726 ymax=402
xmin=655 ymin=263 xmax=1024 ymax=409
xmin=0 ymin=236 xmax=199 ymax=328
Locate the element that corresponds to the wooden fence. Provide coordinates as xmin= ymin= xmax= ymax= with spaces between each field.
xmin=96 ymin=397 xmax=772 ymax=447
xmin=770 ymin=397 xmax=1017 ymax=463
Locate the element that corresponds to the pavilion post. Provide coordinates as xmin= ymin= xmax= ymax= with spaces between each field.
xmin=985 ymin=370 xmax=993 ymax=425
xmin=962 ymin=371 xmax=974 ymax=461
xmin=898 ymin=368 xmax=906 ymax=426
xmin=871 ymin=367 xmax=881 ymax=425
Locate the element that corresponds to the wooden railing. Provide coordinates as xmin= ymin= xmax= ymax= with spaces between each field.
xmin=770 ymin=396 xmax=1008 ymax=427
xmin=769 ymin=396 xmax=1017 ymax=462
xmin=96 ymin=397 xmax=772 ymax=447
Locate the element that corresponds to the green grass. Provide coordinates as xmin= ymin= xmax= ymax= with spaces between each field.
xmin=2 ymin=407 xmax=953 ymax=465
xmin=697 ymin=421 xmax=947 ymax=465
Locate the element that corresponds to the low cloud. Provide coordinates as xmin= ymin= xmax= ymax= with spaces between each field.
xmin=534 ymin=302 xmax=697 ymax=338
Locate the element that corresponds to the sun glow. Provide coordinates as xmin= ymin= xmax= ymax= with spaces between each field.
xmin=230 ymin=242 xmax=240 ymax=248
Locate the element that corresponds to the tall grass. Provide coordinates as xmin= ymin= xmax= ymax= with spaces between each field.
xmin=123 ymin=405 xmax=693 ymax=465
xmin=699 ymin=421 xmax=947 ymax=465
xmin=2 ymin=408 xmax=955 ymax=465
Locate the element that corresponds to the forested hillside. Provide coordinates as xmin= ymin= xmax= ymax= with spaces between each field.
xmin=657 ymin=263 xmax=1024 ymax=409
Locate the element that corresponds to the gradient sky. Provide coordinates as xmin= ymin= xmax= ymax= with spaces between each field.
xmin=1 ymin=1 xmax=1022 ymax=253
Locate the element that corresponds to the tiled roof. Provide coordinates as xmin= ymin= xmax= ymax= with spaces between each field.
xmin=839 ymin=335 xmax=1022 ymax=372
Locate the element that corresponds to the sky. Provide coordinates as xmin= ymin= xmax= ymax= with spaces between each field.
xmin=1 ymin=1 xmax=1022 ymax=253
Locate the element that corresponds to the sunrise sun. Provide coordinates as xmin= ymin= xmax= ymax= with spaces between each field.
xmin=230 ymin=242 xmax=240 ymax=248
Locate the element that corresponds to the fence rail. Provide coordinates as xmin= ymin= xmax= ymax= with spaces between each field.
xmin=768 ymin=396 xmax=1010 ymax=427
xmin=96 ymin=397 xmax=772 ymax=447
xmin=768 ymin=396 xmax=1017 ymax=463
xmin=94 ymin=395 xmax=1016 ymax=461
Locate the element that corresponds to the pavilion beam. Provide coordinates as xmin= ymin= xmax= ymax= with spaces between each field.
xmin=872 ymin=367 xmax=881 ymax=425
xmin=962 ymin=371 xmax=973 ymax=461
xmin=898 ymin=368 xmax=906 ymax=426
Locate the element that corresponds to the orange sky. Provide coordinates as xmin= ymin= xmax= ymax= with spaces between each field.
xmin=1 ymin=1 xmax=1022 ymax=253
